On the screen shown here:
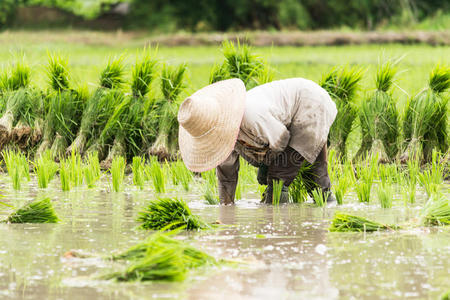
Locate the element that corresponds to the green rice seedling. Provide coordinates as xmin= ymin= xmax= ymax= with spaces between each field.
xmin=110 ymin=156 xmax=126 ymax=192
xmin=418 ymin=151 xmax=444 ymax=196
xmin=98 ymin=50 xmax=158 ymax=167
xmin=355 ymin=154 xmax=377 ymax=203
xmin=104 ymin=246 xmax=187 ymax=282
xmin=4 ymin=198 xmax=59 ymax=224
xmin=377 ymin=182 xmax=393 ymax=208
xmin=272 ymin=179 xmax=284 ymax=205
xmin=321 ymin=66 xmax=364 ymax=160
xmin=34 ymin=150 xmax=59 ymax=188
xmin=289 ymin=162 xmax=317 ymax=203
xmin=402 ymin=64 xmax=449 ymax=163
xmin=83 ymin=151 xmax=101 ymax=188
xmin=37 ymin=55 xmax=85 ymax=158
xmin=146 ymin=156 xmax=166 ymax=193
xmin=329 ymin=212 xmax=398 ymax=232
xmin=210 ymin=40 xmax=271 ymax=90
xmin=148 ymin=63 xmax=187 ymax=160
xmin=356 ymin=61 xmax=400 ymax=162
xmin=2 ymin=149 xmax=29 ymax=190
xmin=111 ymin=230 xmax=216 ymax=268
xmin=441 ymin=291 xmax=450 ymax=300
xmin=137 ymin=197 xmax=209 ymax=230
xmin=311 ymin=188 xmax=328 ymax=207
xmin=67 ymin=56 xmax=125 ymax=157
xmin=171 ymin=160 xmax=193 ymax=191
xmin=0 ymin=58 xmax=30 ymax=91
xmin=59 ymin=158 xmax=71 ymax=191
xmin=334 ymin=175 xmax=351 ymax=206
xmin=131 ymin=156 xmax=145 ymax=190
xmin=201 ymin=169 xmax=219 ymax=204
xmin=421 ymin=193 xmax=450 ymax=226
xmin=68 ymin=151 xmax=83 ymax=187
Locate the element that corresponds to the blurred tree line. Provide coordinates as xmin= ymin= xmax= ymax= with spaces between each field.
xmin=0 ymin=0 xmax=448 ymax=30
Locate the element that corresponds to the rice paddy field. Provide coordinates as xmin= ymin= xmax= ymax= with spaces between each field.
xmin=0 ymin=31 xmax=449 ymax=299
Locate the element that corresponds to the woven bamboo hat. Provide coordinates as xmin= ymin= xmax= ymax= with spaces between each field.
xmin=178 ymin=78 xmax=246 ymax=172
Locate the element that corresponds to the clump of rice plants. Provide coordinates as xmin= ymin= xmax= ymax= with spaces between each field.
xmin=171 ymin=160 xmax=193 ymax=191
xmin=329 ymin=212 xmax=398 ymax=232
xmin=67 ymin=151 xmax=83 ymax=187
xmin=209 ymin=40 xmax=274 ymax=89
xmin=201 ymin=169 xmax=219 ymax=204
xmin=132 ymin=156 xmax=145 ymax=190
xmin=355 ymin=154 xmax=378 ymax=203
xmin=401 ymin=64 xmax=449 ymax=163
xmin=2 ymin=149 xmax=29 ymax=190
xmin=272 ymin=179 xmax=284 ymax=205
xmin=59 ymin=158 xmax=71 ymax=191
xmin=83 ymin=151 xmax=101 ymax=188
xmin=289 ymin=163 xmax=317 ymax=203
xmin=321 ymin=66 xmax=363 ymax=160
xmin=355 ymin=61 xmax=400 ymax=162
xmin=98 ymin=50 xmax=158 ymax=168
xmin=0 ymin=58 xmax=30 ymax=91
xmin=137 ymin=197 xmax=209 ymax=231
xmin=333 ymin=161 xmax=355 ymax=205
xmin=377 ymin=183 xmax=393 ymax=208
xmin=66 ymin=56 xmax=125 ymax=157
xmin=110 ymin=156 xmax=126 ymax=192
xmin=148 ymin=63 xmax=187 ymax=160
xmin=34 ymin=150 xmax=58 ymax=188
xmin=3 ymin=198 xmax=59 ymax=224
xmin=421 ymin=193 xmax=450 ymax=226
xmin=37 ymin=54 xmax=85 ymax=158
xmin=146 ymin=156 xmax=166 ymax=193
xmin=311 ymin=188 xmax=328 ymax=207
xmin=418 ymin=150 xmax=444 ymax=197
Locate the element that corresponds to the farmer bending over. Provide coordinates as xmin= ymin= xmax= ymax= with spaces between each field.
xmin=177 ymin=78 xmax=337 ymax=204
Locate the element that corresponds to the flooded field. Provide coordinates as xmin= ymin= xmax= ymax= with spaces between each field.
xmin=0 ymin=174 xmax=448 ymax=300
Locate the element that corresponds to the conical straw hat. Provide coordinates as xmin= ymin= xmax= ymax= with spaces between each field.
xmin=178 ymin=78 xmax=246 ymax=172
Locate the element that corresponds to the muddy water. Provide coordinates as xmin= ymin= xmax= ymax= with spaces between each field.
xmin=0 ymin=175 xmax=448 ymax=300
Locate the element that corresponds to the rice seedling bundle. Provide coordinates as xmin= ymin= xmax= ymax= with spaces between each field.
xmin=201 ymin=169 xmax=219 ymax=204
xmin=320 ymin=67 xmax=363 ymax=160
xmin=111 ymin=231 xmax=216 ymax=269
xmin=272 ymin=179 xmax=284 ymax=205
xmin=355 ymin=154 xmax=378 ymax=203
xmin=59 ymin=158 xmax=71 ymax=191
xmin=37 ymin=54 xmax=85 ymax=158
xmin=148 ymin=63 xmax=187 ymax=160
xmin=4 ymin=197 xmax=59 ymax=224
xmin=137 ymin=197 xmax=209 ymax=230
xmin=289 ymin=162 xmax=318 ymax=203
xmin=145 ymin=156 xmax=166 ymax=193
xmin=66 ymin=56 xmax=125 ymax=157
xmin=418 ymin=150 xmax=444 ymax=197
xmin=34 ymin=150 xmax=59 ymax=188
xmin=356 ymin=62 xmax=400 ymax=162
xmin=110 ymin=156 xmax=126 ymax=192
xmin=209 ymin=40 xmax=274 ymax=89
xmin=83 ymin=151 xmax=101 ymax=188
xmin=98 ymin=50 xmax=158 ymax=168
xmin=329 ymin=212 xmax=398 ymax=232
xmin=377 ymin=182 xmax=393 ymax=208
xmin=311 ymin=188 xmax=328 ymax=207
xmin=421 ymin=193 xmax=450 ymax=226
xmin=402 ymin=64 xmax=449 ymax=163
xmin=170 ymin=160 xmax=193 ymax=191
xmin=0 ymin=60 xmax=37 ymax=148
xmin=131 ymin=156 xmax=145 ymax=190
xmin=2 ymin=149 xmax=29 ymax=190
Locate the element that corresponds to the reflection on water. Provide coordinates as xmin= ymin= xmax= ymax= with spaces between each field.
xmin=0 ymin=175 xmax=448 ymax=299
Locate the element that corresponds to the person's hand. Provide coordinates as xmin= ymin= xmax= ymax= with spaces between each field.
xmin=257 ymin=164 xmax=268 ymax=185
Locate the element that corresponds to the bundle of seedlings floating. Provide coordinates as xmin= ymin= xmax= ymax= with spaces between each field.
xmin=320 ymin=67 xmax=363 ymax=160
xmin=0 ymin=60 xmax=43 ymax=150
xmin=148 ymin=63 xmax=187 ymax=161
xmin=209 ymin=39 xmax=274 ymax=89
xmin=36 ymin=54 xmax=85 ymax=159
xmin=329 ymin=212 xmax=398 ymax=232
xmin=401 ymin=64 xmax=449 ymax=163
xmin=355 ymin=62 xmax=400 ymax=163
xmin=66 ymin=56 xmax=126 ymax=158
xmin=137 ymin=197 xmax=210 ymax=231
xmin=97 ymin=51 xmax=158 ymax=169
xmin=103 ymin=231 xmax=217 ymax=282
xmin=2 ymin=197 xmax=59 ymax=224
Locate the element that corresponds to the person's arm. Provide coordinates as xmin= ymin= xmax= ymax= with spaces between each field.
xmin=216 ymin=151 xmax=240 ymax=205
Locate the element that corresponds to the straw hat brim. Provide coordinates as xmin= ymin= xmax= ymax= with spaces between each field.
xmin=178 ymin=79 xmax=246 ymax=172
